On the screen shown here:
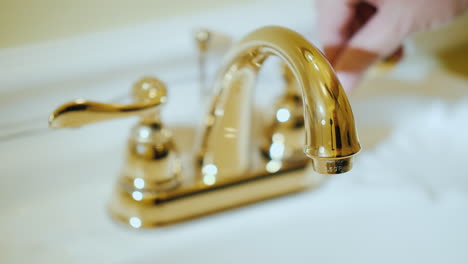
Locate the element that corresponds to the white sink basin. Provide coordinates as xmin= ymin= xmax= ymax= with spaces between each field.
xmin=2 ymin=59 xmax=468 ymax=263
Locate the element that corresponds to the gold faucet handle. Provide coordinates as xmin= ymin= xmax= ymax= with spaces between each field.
xmin=49 ymin=77 xmax=168 ymax=129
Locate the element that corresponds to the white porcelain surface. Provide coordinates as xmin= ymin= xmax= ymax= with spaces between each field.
xmin=2 ymin=60 xmax=468 ymax=263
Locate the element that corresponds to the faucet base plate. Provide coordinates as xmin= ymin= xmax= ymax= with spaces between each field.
xmin=107 ymin=126 xmax=325 ymax=229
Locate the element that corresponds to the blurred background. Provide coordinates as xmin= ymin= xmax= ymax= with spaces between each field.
xmin=1 ymin=1 xmax=468 ymax=263
xmin=1 ymin=0 xmax=249 ymax=48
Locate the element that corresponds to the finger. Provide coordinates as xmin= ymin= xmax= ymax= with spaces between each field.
xmin=334 ymin=5 xmax=413 ymax=92
xmin=315 ymin=0 xmax=358 ymax=64
xmin=349 ymin=2 xmax=377 ymax=35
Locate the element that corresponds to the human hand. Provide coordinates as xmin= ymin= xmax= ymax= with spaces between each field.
xmin=316 ymin=0 xmax=468 ymax=92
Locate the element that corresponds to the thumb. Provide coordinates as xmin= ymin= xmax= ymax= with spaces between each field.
xmin=334 ymin=6 xmax=412 ymax=92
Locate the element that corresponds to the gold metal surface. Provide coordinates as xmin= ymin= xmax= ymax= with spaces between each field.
xmin=48 ymin=26 xmax=361 ymax=228
xmin=110 ymin=126 xmax=320 ymax=227
xmin=197 ymin=26 xmax=361 ymax=177
xmin=261 ymin=63 xmax=306 ymax=162
xmin=49 ymin=77 xmax=167 ymax=128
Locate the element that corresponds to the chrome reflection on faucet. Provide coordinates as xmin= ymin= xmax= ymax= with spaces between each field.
xmin=48 ymin=26 xmax=361 ymax=228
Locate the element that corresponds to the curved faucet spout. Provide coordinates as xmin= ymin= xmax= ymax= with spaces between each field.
xmin=197 ymin=26 xmax=360 ymax=177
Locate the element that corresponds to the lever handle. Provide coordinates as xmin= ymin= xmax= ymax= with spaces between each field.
xmin=49 ymin=77 xmax=167 ymax=128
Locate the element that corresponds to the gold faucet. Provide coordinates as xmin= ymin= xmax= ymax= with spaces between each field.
xmin=49 ymin=26 xmax=360 ymax=228
xmin=197 ymin=26 xmax=360 ymax=177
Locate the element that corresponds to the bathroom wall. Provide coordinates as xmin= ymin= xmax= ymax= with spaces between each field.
xmin=0 ymin=0 xmax=251 ymax=48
